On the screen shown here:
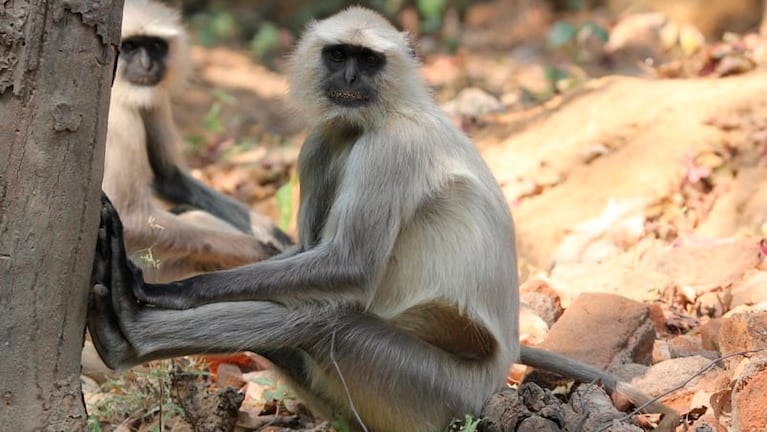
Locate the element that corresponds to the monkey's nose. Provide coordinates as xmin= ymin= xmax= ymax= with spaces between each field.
xmin=344 ymin=63 xmax=358 ymax=84
xmin=139 ymin=50 xmax=152 ymax=69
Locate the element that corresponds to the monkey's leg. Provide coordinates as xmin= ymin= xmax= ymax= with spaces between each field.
xmin=124 ymin=205 xmax=280 ymax=270
xmin=90 ymin=288 xmax=484 ymax=431
xmin=90 ymin=295 xmax=492 ymax=432
xmin=174 ymin=209 xmax=293 ymax=252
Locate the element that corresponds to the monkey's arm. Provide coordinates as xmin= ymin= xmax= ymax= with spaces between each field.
xmin=131 ymin=141 xmax=411 ymax=309
xmin=140 ymin=101 xmax=255 ymax=235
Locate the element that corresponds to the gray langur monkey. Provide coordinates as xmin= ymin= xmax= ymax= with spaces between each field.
xmin=105 ymin=0 xmax=292 ymax=283
xmin=89 ymin=6 xmax=679 ymax=431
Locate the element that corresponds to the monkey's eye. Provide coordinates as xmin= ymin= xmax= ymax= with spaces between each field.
xmin=329 ymin=48 xmax=346 ymax=62
xmin=364 ymin=54 xmax=380 ymax=66
xmin=121 ymin=41 xmax=136 ymax=52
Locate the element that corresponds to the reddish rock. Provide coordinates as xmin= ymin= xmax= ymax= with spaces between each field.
xmin=535 ymin=293 xmax=655 ymax=370
xmin=652 ymin=340 xmax=672 ymax=364
xmin=730 ymin=270 xmax=767 ymax=307
xmin=630 ymin=355 xmax=726 ymax=416
xmin=520 ymin=289 xmax=562 ymax=328
xmin=700 ymin=318 xmax=722 ymax=352
xmin=732 ymin=354 xmax=767 ymax=432
xmin=667 ymin=334 xmax=714 ymax=359
xmin=550 ymin=261 xmax=672 ymax=305
xmin=718 ymin=311 xmax=767 ymax=368
xmin=650 ymin=238 xmax=762 ymax=292
xmin=647 ymin=302 xmax=668 ymax=335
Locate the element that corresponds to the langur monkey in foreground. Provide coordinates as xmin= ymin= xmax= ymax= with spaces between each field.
xmin=104 ymin=0 xmax=291 ymax=283
xmin=89 ymin=7 xmax=678 ymax=431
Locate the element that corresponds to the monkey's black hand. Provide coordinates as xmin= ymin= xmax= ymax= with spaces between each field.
xmin=92 ymin=194 xmax=147 ymax=306
xmin=87 ymin=193 xmax=145 ymax=369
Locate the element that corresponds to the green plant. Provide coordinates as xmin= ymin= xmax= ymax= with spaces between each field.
xmin=249 ymin=22 xmax=280 ymax=64
xmin=250 ymin=375 xmax=295 ymax=403
xmin=417 ymin=0 xmax=448 ymax=33
xmin=275 ymin=173 xmax=297 ymax=232
xmin=87 ymin=360 xmax=207 ymax=430
xmin=203 ymin=90 xmax=236 ymax=136
xmin=546 ymin=20 xmax=609 ymax=64
xmin=189 ymin=9 xmax=241 ymax=47
xmin=445 ymin=414 xmax=482 ymax=432
xmin=330 ymin=411 xmax=353 ymax=432
xmin=135 ymin=216 xmax=165 ymax=270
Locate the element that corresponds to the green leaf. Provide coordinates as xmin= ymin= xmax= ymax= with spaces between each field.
xmin=250 ymin=376 xmax=273 ymax=386
xmin=579 ymin=21 xmax=609 ymax=42
xmin=547 ymin=21 xmax=578 ymax=49
xmin=460 ymin=414 xmax=481 ymax=432
xmin=543 ymin=66 xmax=570 ymax=83
xmin=203 ymin=102 xmax=225 ymax=135
xmin=417 ymin=0 xmax=446 ymax=20
xmin=331 ymin=412 xmax=353 ymax=432
xmin=249 ymin=22 xmax=280 ymax=60
xmin=275 ymin=174 xmax=297 ymax=232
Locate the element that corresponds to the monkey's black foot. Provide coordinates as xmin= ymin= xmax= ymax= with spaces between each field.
xmin=87 ymin=193 xmax=146 ymax=369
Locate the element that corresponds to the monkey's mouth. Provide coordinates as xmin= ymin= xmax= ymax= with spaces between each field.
xmin=327 ymin=89 xmax=371 ymax=106
xmin=127 ymin=76 xmax=163 ymax=87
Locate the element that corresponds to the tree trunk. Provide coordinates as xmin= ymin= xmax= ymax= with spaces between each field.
xmin=0 ymin=1 xmax=123 ymax=430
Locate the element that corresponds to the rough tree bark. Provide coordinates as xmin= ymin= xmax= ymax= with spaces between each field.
xmin=0 ymin=1 xmax=123 ymax=430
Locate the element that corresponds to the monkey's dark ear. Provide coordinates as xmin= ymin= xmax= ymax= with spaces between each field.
xmin=401 ymin=31 xmax=417 ymax=58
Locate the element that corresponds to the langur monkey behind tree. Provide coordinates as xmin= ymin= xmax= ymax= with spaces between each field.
xmin=104 ymin=0 xmax=292 ymax=282
xmin=89 ymin=6 xmax=678 ymax=431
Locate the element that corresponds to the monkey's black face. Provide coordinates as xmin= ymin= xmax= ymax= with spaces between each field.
xmin=120 ymin=36 xmax=169 ymax=87
xmin=321 ymin=44 xmax=385 ymax=107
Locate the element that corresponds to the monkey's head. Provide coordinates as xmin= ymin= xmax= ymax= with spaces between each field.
xmin=113 ymin=0 xmax=189 ymax=108
xmin=290 ymin=7 xmax=427 ymax=128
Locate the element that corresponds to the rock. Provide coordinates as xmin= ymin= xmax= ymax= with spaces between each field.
xmin=695 ymin=166 xmax=767 ymax=239
xmin=667 ymin=334 xmax=717 ymax=360
xmin=629 ymin=356 xmax=723 ymax=400
xmin=646 ymin=302 xmax=668 ymax=335
xmin=732 ymin=354 xmax=767 ymax=432
xmin=730 ymin=270 xmax=767 ymax=308
xmin=533 ymin=293 xmax=655 ymax=371
xmin=652 ymin=340 xmax=672 ymax=364
xmin=611 ymin=362 xmax=650 ymax=383
xmin=649 ymin=238 xmax=762 ymax=293
xmin=520 ymin=304 xmax=550 ymax=346
xmin=568 ymin=384 xmax=644 ymax=432
xmin=441 ymin=87 xmax=504 ymax=119
xmin=483 ymin=381 xmax=651 ymax=432
xmin=215 ymin=363 xmax=245 ymax=389
xmin=604 ymin=13 xmax=670 ymax=60
xmin=700 ymin=318 xmax=723 ymax=351
xmin=480 ymin=387 xmax=528 ymax=432
xmin=551 ymin=197 xmax=646 ymax=265
xmin=520 ymin=278 xmax=562 ymax=327
xmin=516 ymin=416 xmax=561 ymax=432
xmin=550 ymin=260 xmax=672 ymax=306
xmin=718 ymin=311 xmax=767 ymax=367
